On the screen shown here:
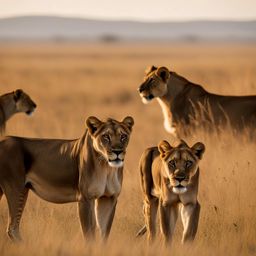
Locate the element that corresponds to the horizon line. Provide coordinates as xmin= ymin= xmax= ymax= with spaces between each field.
xmin=0 ymin=14 xmax=256 ymax=23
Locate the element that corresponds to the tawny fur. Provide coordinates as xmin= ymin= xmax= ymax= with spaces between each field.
xmin=137 ymin=140 xmax=205 ymax=245
xmin=138 ymin=66 xmax=256 ymax=137
xmin=0 ymin=116 xmax=134 ymax=242
xmin=0 ymin=89 xmax=36 ymax=134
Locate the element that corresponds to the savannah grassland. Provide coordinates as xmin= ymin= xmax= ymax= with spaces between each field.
xmin=0 ymin=42 xmax=256 ymax=256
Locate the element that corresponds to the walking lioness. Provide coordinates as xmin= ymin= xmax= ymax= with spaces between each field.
xmin=0 ymin=89 xmax=37 ymax=134
xmin=138 ymin=66 xmax=256 ymax=137
xmin=0 ymin=116 xmax=134 ymax=242
xmin=137 ymin=140 xmax=205 ymax=245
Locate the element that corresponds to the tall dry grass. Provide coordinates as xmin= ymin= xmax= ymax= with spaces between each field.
xmin=0 ymin=42 xmax=255 ymax=255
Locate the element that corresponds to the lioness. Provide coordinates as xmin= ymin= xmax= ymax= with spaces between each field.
xmin=136 ymin=140 xmax=205 ymax=245
xmin=0 ymin=116 xmax=134 ymax=242
xmin=0 ymin=89 xmax=37 ymax=134
xmin=138 ymin=66 xmax=256 ymax=137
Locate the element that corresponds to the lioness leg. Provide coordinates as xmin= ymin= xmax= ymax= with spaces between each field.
xmin=4 ymin=186 xmax=28 ymax=242
xmin=181 ymin=202 xmax=200 ymax=243
xmin=95 ymin=196 xmax=117 ymax=240
xmin=78 ymin=198 xmax=96 ymax=240
xmin=159 ymin=201 xmax=178 ymax=245
xmin=144 ymin=198 xmax=158 ymax=242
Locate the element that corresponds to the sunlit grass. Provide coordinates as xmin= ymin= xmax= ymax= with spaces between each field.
xmin=0 ymin=42 xmax=255 ymax=255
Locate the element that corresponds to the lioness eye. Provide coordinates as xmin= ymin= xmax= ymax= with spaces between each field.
xmin=148 ymin=78 xmax=153 ymax=83
xmin=185 ymin=160 xmax=193 ymax=168
xmin=102 ymin=134 xmax=110 ymax=142
xmin=120 ymin=134 xmax=127 ymax=142
xmin=169 ymin=160 xmax=176 ymax=168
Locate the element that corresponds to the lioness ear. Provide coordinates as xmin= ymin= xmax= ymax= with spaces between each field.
xmin=86 ymin=116 xmax=103 ymax=136
xmin=156 ymin=67 xmax=170 ymax=83
xmin=191 ymin=142 xmax=205 ymax=160
xmin=145 ymin=65 xmax=157 ymax=75
xmin=14 ymin=89 xmax=23 ymax=102
xmin=158 ymin=140 xmax=172 ymax=159
xmin=122 ymin=116 xmax=134 ymax=131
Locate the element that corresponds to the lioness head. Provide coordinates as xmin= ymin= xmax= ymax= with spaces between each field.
xmin=14 ymin=89 xmax=37 ymax=115
xmin=86 ymin=116 xmax=134 ymax=168
xmin=138 ymin=66 xmax=170 ymax=104
xmin=158 ymin=140 xmax=205 ymax=194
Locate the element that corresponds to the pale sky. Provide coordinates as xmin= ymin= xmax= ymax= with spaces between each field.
xmin=0 ymin=0 xmax=255 ymax=21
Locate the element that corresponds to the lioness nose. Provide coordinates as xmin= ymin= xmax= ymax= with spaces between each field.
xmin=139 ymin=83 xmax=147 ymax=93
xmin=113 ymin=150 xmax=122 ymax=156
xmin=138 ymin=87 xmax=144 ymax=93
xmin=175 ymin=176 xmax=185 ymax=182
xmin=33 ymin=102 xmax=37 ymax=108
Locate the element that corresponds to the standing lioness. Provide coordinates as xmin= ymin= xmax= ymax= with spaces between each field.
xmin=137 ymin=140 xmax=205 ymax=245
xmin=138 ymin=66 xmax=256 ymax=137
xmin=0 ymin=116 xmax=134 ymax=242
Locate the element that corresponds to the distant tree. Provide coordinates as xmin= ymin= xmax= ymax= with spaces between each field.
xmin=99 ymin=34 xmax=120 ymax=43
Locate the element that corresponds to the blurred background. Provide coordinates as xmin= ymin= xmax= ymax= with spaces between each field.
xmin=0 ymin=0 xmax=255 ymax=42
xmin=0 ymin=1 xmax=255 ymax=255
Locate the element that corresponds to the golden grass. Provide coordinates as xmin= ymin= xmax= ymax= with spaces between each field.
xmin=0 ymin=42 xmax=256 ymax=255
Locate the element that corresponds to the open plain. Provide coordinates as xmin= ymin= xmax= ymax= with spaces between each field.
xmin=0 ymin=42 xmax=255 ymax=255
